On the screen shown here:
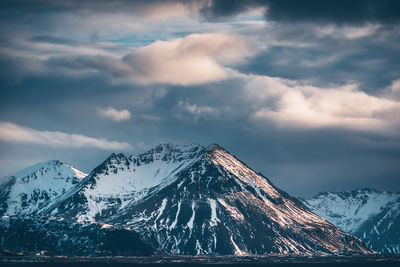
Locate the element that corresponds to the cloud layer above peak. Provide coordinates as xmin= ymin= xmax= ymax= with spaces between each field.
xmin=246 ymin=76 xmax=400 ymax=133
xmin=43 ymin=33 xmax=251 ymax=86
xmin=122 ymin=33 xmax=250 ymax=85
xmin=0 ymin=122 xmax=132 ymax=150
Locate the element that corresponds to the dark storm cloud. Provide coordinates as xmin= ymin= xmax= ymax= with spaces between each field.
xmin=201 ymin=0 xmax=400 ymax=24
xmin=236 ymin=24 xmax=400 ymax=90
xmin=265 ymin=0 xmax=400 ymax=24
xmin=2 ymin=0 xmax=400 ymax=25
xmin=0 ymin=0 xmax=177 ymax=12
xmin=0 ymin=0 xmax=198 ymax=18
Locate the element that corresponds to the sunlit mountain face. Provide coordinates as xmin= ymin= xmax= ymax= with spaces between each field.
xmin=1 ymin=144 xmax=373 ymax=256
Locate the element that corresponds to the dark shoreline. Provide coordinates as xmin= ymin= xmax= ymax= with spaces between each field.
xmin=1 ymin=255 xmax=400 ymax=266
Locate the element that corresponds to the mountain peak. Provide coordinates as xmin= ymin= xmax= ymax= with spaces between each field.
xmin=154 ymin=142 xmax=202 ymax=151
xmin=0 ymin=160 xmax=86 ymax=216
xmin=205 ymin=143 xmax=228 ymax=154
xmin=145 ymin=142 xmax=203 ymax=156
xmin=133 ymin=143 xmax=204 ymax=165
xmin=207 ymin=143 xmax=222 ymax=149
xmin=1 ymin=160 xmax=86 ymax=183
xmin=92 ymin=152 xmax=130 ymax=175
xmin=107 ymin=152 xmax=129 ymax=162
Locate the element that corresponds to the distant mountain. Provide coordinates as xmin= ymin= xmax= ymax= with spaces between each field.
xmin=0 ymin=160 xmax=86 ymax=216
xmin=0 ymin=215 xmax=153 ymax=256
xmin=40 ymin=143 xmax=373 ymax=256
xmin=303 ymin=188 xmax=400 ymax=254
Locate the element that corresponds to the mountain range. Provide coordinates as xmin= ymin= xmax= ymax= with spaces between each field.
xmin=303 ymin=188 xmax=400 ymax=254
xmin=0 ymin=143 xmax=380 ymax=256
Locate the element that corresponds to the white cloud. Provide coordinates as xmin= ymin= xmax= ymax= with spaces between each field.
xmin=39 ymin=33 xmax=250 ymax=86
xmin=137 ymin=1 xmax=198 ymax=20
xmin=120 ymin=33 xmax=250 ymax=85
xmin=177 ymin=100 xmax=218 ymax=121
xmin=93 ymin=33 xmax=249 ymax=86
xmin=314 ymin=24 xmax=380 ymax=39
xmin=383 ymin=79 xmax=400 ymax=100
xmin=99 ymin=107 xmax=131 ymax=122
xmin=242 ymin=74 xmax=400 ymax=132
xmin=389 ymin=79 xmax=400 ymax=93
xmin=0 ymin=121 xmax=132 ymax=150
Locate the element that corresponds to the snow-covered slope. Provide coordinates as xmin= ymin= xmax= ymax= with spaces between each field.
xmin=41 ymin=143 xmax=204 ymax=221
xmin=0 ymin=160 xmax=86 ymax=216
xmin=42 ymin=144 xmax=373 ymax=256
xmin=303 ymin=189 xmax=400 ymax=254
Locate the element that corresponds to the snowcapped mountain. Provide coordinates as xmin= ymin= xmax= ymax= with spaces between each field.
xmin=42 ymin=144 xmax=204 ymax=221
xmin=41 ymin=143 xmax=373 ymax=256
xmin=0 ymin=160 xmax=86 ymax=216
xmin=303 ymin=188 xmax=400 ymax=254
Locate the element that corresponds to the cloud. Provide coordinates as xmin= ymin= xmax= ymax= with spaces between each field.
xmin=389 ymin=79 xmax=400 ymax=93
xmin=133 ymin=1 xmax=199 ymax=20
xmin=99 ymin=107 xmax=131 ymax=121
xmin=5 ymin=0 xmax=399 ymax=25
xmin=384 ymin=79 xmax=400 ymax=100
xmin=200 ymin=0 xmax=400 ymax=25
xmin=0 ymin=121 xmax=132 ymax=150
xmin=176 ymin=100 xmax=218 ymax=121
xmin=132 ymin=114 xmax=162 ymax=122
xmin=0 ymin=0 xmax=199 ymax=20
xmin=49 ymin=33 xmax=250 ymax=85
xmin=246 ymin=75 xmax=400 ymax=132
xmin=264 ymin=0 xmax=400 ymax=25
xmin=121 ymin=32 xmax=250 ymax=85
xmin=312 ymin=24 xmax=380 ymax=40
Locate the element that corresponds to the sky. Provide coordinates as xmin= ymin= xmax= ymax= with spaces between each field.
xmin=0 ymin=0 xmax=400 ymax=197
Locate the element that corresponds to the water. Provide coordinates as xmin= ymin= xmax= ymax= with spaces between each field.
xmin=1 ymin=255 xmax=400 ymax=267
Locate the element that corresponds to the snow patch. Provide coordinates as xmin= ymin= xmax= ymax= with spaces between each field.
xmin=208 ymin=198 xmax=220 ymax=227
xmin=169 ymin=201 xmax=181 ymax=230
xmin=187 ymin=201 xmax=196 ymax=230
xmin=156 ymin=198 xmax=168 ymax=221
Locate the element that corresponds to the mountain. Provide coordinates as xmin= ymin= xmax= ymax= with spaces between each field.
xmin=41 ymin=143 xmax=373 ymax=256
xmin=0 ymin=215 xmax=153 ymax=256
xmin=303 ymin=188 xmax=400 ymax=254
xmin=41 ymin=144 xmax=204 ymax=221
xmin=0 ymin=160 xmax=86 ymax=216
